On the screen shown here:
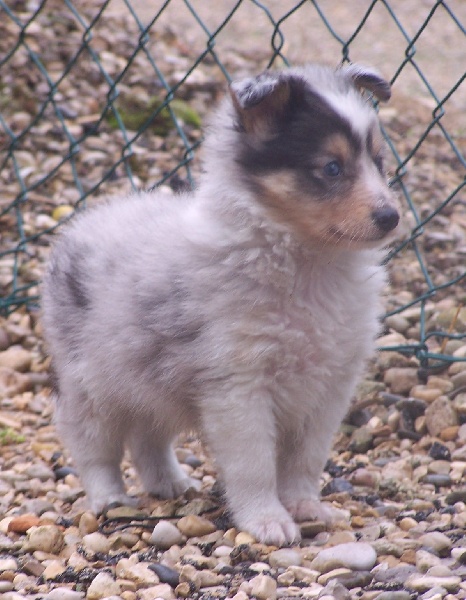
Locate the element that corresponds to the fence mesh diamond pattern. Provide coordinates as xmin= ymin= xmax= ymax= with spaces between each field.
xmin=0 ymin=0 xmax=465 ymax=370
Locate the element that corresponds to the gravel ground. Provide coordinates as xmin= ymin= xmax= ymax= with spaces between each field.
xmin=1 ymin=1 xmax=466 ymax=599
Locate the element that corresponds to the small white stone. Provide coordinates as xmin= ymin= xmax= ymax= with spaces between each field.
xmin=269 ymin=548 xmax=303 ymax=568
xmin=81 ymin=532 xmax=112 ymax=555
xmin=213 ymin=544 xmax=233 ymax=557
xmin=150 ymin=520 xmax=184 ymax=549
xmin=418 ymin=531 xmax=452 ymax=553
xmin=42 ymin=560 xmax=67 ymax=580
xmin=0 ymin=346 xmax=32 ymax=372
xmin=26 ymin=525 xmax=64 ymax=554
xmin=288 ymin=566 xmax=319 ymax=584
xmin=416 ymin=548 xmax=442 ymax=572
xmin=310 ymin=542 xmax=377 ymax=573
xmin=0 ymin=557 xmax=18 ymax=572
xmin=136 ymin=584 xmax=175 ymax=600
xmin=317 ymin=567 xmax=352 ymax=586
xmin=229 ymin=592 xmax=249 ymax=600
xmin=405 ymin=573 xmax=461 ymax=593
xmin=44 ymin=588 xmax=85 ymax=600
xmin=86 ymin=572 xmax=121 ymax=599
xmin=115 ymin=558 xmax=159 ymax=585
xmin=198 ymin=569 xmax=223 ymax=587
xmin=177 ymin=514 xmax=216 ymax=537
xmin=250 ymin=562 xmax=272 ymax=573
xmin=249 ymin=574 xmax=277 ymax=600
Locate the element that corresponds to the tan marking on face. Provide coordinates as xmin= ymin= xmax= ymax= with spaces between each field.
xmin=319 ymin=133 xmax=353 ymax=166
xmin=254 ymin=166 xmax=398 ymax=249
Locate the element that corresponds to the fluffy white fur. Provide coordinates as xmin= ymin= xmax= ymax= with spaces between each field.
xmin=42 ymin=63 xmax=397 ymax=545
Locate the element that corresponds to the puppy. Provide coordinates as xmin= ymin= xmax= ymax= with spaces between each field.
xmin=42 ymin=63 xmax=399 ymax=546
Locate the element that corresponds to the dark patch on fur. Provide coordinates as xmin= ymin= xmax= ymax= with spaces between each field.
xmin=48 ymin=362 xmax=61 ymax=398
xmin=60 ymin=251 xmax=90 ymax=310
xmin=236 ymin=77 xmax=363 ymax=197
xmin=137 ymin=277 xmax=205 ymax=347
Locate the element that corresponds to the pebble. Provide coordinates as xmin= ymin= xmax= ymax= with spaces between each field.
xmin=418 ymin=531 xmax=452 ymax=554
xmin=287 ymin=565 xmax=319 ymax=584
xmin=321 ymin=477 xmax=354 ymax=495
xmin=81 ymin=531 xmax=112 ymax=555
xmin=235 ymin=531 xmax=256 ymax=545
xmin=399 ymin=517 xmax=418 ymax=531
xmin=429 ymin=441 xmax=451 ymax=461
xmin=42 ymin=560 xmax=67 ymax=580
xmin=372 ymin=565 xmax=417 ymax=585
xmin=349 ymin=467 xmax=379 ymax=488
xmin=411 ymin=386 xmax=443 ymax=403
xmin=25 ymin=524 xmax=64 ymax=553
xmin=269 ymin=548 xmax=303 ymax=568
xmin=22 ymin=558 xmax=45 ymax=576
xmin=384 ymin=367 xmax=419 ymax=394
xmin=349 ymin=427 xmax=374 ymax=453
xmin=78 ymin=511 xmax=99 ymax=535
xmin=332 ymin=570 xmax=373 ymax=589
xmin=8 ymin=514 xmax=40 ymax=533
xmin=148 ymin=563 xmax=180 ymax=587
xmin=177 ymin=514 xmax=216 ymax=537
xmin=21 ymin=498 xmax=56 ymax=515
xmin=374 ymin=593 xmax=411 ymax=600
xmin=0 ymin=557 xmax=18 ymax=572
xmin=52 ymin=205 xmax=74 ymax=221
xmin=249 ymin=573 xmax=277 ymax=600
xmin=317 ymin=567 xmax=352 ymax=585
xmin=0 ymin=346 xmax=32 ymax=372
xmin=310 ymin=542 xmax=377 ymax=573
xmin=416 ymin=548 xmax=442 ymax=572
xmin=300 ymin=520 xmax=327 ymax=538
xmin=421 ymin=473 xmax=452 ymax=487
xmin=445 ymin=488 xmax=466 ymax=504
xmin=150 ymin=520 xmax=184 ymax=549
xmin=318 ymin=580 xmax=350 ymax=599
xmin=43 ymin=588 xmax=85 ymax=600
xmin=86 ymin=572 xmax=121 ymax=599
xmin=116 ymin=558 xmax=160 ymax=585
xmin=137 ymin=583 xmax=175 ymax=600
xmin=54 ymin=466 xmax=79 ymax=480
xmin=405 ymin=573 xmax=461 ymax=592
xmin=425 ymin=396 xmax=458 ymax=436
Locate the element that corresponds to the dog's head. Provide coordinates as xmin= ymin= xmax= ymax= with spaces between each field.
xmin=229 ymin=64 xmax=399 ymax=249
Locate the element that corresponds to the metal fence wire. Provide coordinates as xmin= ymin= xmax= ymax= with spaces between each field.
xmin=0 ymin=0 xmax=465 ymax=370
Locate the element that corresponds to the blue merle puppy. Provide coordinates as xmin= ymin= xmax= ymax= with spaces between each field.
xmin=42 ymin=63 xmax=399 ymax=545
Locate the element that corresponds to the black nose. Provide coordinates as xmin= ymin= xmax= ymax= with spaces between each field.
xmin=372 ymin=206 xmax=399 ymax=233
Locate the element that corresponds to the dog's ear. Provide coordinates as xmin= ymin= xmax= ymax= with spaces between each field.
xmin=343 ymin=64 xmax=391 ymax=102
xmin=230 ymin=73 xmax=291 ymax=136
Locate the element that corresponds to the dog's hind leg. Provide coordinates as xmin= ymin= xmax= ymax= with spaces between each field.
xmin=54 ymin=390 xmax=133 ymax=514
xmin=127 ymin=421 xmax=201 ymax=500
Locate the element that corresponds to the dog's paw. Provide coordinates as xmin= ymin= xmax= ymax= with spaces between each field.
xmin=90 ymin=493 xmax=139 ymax=515
xmin=237 ymin=510 xmax=301 ymax=546
xmin=146 ymin=475 xmax=202 ymax=500
xmin=284 ymin=498 xmax=349 ymax=524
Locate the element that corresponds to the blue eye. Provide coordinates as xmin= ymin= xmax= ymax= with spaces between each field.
xmin=323 ymin=160 xmax=342 ymax=177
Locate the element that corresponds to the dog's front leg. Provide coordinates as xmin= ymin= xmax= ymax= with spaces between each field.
xmin=201 ymin=386 xmax=301 ymax=546
xmin=277 ymin=412 xmax=349 ymax=525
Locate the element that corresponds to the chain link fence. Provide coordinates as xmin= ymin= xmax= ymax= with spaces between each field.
xmin=0 ymin=0 xmax=465 ymax=370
